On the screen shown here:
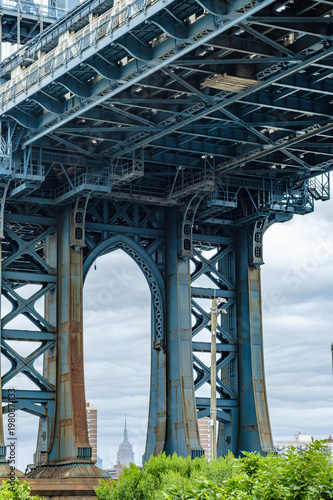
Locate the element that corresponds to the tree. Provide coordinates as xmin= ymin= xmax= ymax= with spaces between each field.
xmin=0 ymin=479 xmax=44 ymax=500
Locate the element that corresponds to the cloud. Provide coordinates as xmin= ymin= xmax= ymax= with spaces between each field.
xmin=262 ymin=197 xmax=333 ymax=440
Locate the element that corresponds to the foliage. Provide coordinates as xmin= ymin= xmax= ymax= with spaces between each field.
xmin=95 ymin=440 xmax=333 ymax=500
xmin=0 ymin=479 xmax=44 ymax=500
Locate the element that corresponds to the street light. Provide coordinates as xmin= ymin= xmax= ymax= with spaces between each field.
xmin=210 ymin=297 xmax=227 ymax=460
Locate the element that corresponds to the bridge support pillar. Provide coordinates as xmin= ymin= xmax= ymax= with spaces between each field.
xmin=165 ymin=208 xmax=202 ymax=457
xmin=28 ymin=206 xmax=107 ymax=496
xmin=234 ymin=225 xmax=273 ymax=454
xmin=47 ymin=206 xmax=90 ymax=464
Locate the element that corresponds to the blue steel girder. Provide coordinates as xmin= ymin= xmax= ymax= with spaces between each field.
xmin=0 ymin=0 xmax=115 ymax=75
xmin=0 ymin=0 xmax=66 ymax=46
xmin=0 ymin=197 xmax=271 ymax=462
xmin=0 ymin=0 xmax=332 ymax=466
xmin=190 ymin=244 xmax=238 ymax=434
xmin=190 ymin=219 xmax=274 ymax=454
xmin=0 ymin=2 xmax=294 ymax=131
xmin=0 ymin=185 xmax=322 ymax=465
xmin=1 ymin=213 xmax=56 ymax=423
xmin=0 ymin=0 xmax=332 ymax=209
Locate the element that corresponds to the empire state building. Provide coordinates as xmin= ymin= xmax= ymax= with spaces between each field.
xmin=116 ymin=419 xmax=135 ymax=467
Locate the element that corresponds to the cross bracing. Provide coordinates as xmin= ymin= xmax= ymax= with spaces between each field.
xmin=0 ymin=0 xmax=332 ymax=472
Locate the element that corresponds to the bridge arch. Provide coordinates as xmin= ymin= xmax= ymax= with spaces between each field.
xmin=83 ymin=233 xmax=167 ymax=459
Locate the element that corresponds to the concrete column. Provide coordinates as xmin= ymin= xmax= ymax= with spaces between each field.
xmin=234 ymin=225 xmax=273 ymax=454
xmin=164 ymin=208 xmax=202 ymax=457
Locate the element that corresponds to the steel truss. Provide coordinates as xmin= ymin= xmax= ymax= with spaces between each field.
xmin=0 ymin=197 xmax=279 ymax=467
xmin=190 ymin=225 xmax=272 ymax=455
xmin=0 ymin=0 xmax=333 ymax=472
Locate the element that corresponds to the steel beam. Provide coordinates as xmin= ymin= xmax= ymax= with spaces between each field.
xmin=40 ymin=207 xmax=91 ymax=464
xmin=234 ymin=225 xmax=273 ymax=454
xmin=165 ymin=207 xmax=202 ymax=457
xmin=0 ymin=0 xmax=332 ymax=469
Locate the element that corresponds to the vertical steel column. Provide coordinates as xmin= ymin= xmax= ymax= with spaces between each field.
xmin=165 ymin=208 xmax=202 ymax=457
xmin=143 ymin=321 xmax=167 ymax=461
xmin=235 ymin=225 xmax=273 ymax=454
xmin=210 ymin=298 xmax=217 ymax=460
xmin=46 ymin=206 xmax=91 ymax=464
xmin=17 ymin=2 xmax=20 ymax=46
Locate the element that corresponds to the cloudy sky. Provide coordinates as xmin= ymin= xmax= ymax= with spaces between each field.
xmin=2 ymin=193 xmax=333 ymax=472
xmin=262 ymin=197 xmax=333 ymax=442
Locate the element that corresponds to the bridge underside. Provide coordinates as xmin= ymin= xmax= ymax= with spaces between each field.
xmin=0 ymin=0 xmax=332 ymax=473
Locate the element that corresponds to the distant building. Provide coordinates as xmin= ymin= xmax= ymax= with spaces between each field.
xmin=105 ymin=463 xmax=124 ymax=480
xmin=198 ymin=417 xmax=211 ymax=459
xmin=105 ymin=419 xmax=135 ymax=479
xmin=97 ymin=456 xmax=103 ymax=469
xmin=295 ymin=432 xmax=312 ymax=443
xmin=117 ymin=418 xmax=135 ymax=467
xmin=274 ymin=432 xmax=333 ymax=455
xmin=86 ymin=401 xmax=98 ymax=462
xmin=274 ymin=432 xmax=311 ymax=455
xmin=325 ymin=435 xmax=333 ymax=455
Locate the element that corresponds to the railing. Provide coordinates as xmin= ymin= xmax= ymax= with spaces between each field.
xmin=34 ymin=169 xmax=111 ymax=202
xmin=0 ymin=137 xmax=10 ymax=157
xmin=307 ymin=173 xmax=330 ymax=201
xmin=0 ymin=0 xmax=116 ymax=77
xmin=0 ymin=0 xmax=66 ymax=19
xmin=110 ymin=158 xmax=144 ymax=184
xmin=0 ymin=0 xmax=158 ymax=108
xmin=167 ymin=170 xmax=215 ymax=199
xmin=267 ymin=183 xmax=314 ymax=214
xmin=111 ymin=182 xmax=166 ymax=200
xmin=11 ymin=162 xmax=45 ymax=179
xmin=207 ymin=185 xmax=238 ymax=208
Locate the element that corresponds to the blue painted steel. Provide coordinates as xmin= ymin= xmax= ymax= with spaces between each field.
xmin=40 ymin=207 xmax=91 ymax=464
xmin=0 ymin=0 xmax=333 ymax=470
xmin=233 ymin=226 xmax=272 ymax=454
xmin=0 ymin=0 xmax=114 ymax=69
xmin=0 ymin=0 xmax=66 ymax=46
xmin=165 ymin=208 xmax=202 ymax=456
xmin=190 ymin=237 xmax=238 ymax=453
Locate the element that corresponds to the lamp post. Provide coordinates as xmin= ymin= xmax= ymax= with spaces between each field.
xmin=210 ymin=298 xmax=217 ymax=460
xmin=210 ymin=297 xmax=227 ymax=460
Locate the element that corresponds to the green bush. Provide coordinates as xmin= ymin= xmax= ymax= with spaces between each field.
xmin=95 ymin=440 xmax=333 ymax=500
xmin=0 ymin=479 xmax=44 ymax=500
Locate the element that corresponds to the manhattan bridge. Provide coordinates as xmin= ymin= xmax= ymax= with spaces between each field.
xmin=0 ymin=0 xmax=332 ymax=493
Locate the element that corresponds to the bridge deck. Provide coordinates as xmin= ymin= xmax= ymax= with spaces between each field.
xmin=0 ymin=0 xmax=114 ymax=74
xmin=0 ymin=0 xmax=66 ymax=45
xmin=0 ymin=0 xmax=332 ymax=220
